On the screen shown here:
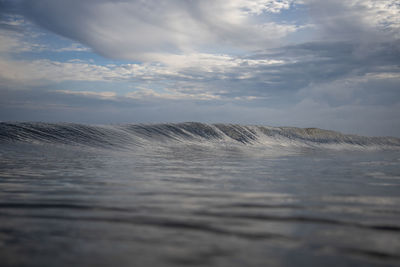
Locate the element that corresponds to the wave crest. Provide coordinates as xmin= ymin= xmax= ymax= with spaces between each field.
xmin=1 ymin=122 xmax=399 ymax=149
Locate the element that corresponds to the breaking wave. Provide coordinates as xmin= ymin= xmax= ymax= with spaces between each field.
xmin=0 ymin=122 xmax=399 ymax=149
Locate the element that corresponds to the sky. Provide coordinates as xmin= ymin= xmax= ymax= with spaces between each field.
xmin=0 ymin=0 xmax=399 ymax=136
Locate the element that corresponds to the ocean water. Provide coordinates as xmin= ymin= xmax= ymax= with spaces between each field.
xmin=1 ymin=122 xmax=400 ymax=267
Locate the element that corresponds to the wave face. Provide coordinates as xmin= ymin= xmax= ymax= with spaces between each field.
xmin=0 ymin=122 xmax=399 ymax=149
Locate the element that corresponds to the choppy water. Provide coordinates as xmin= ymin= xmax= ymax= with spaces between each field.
xmin=1 ymin=122 xmax=400 ymax=267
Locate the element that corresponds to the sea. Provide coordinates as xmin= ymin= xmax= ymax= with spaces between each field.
xmin=1 ymin=122 xmax=400 ymax=267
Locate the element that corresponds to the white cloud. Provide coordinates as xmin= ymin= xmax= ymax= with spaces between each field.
xmin=154 ymin=53 xmax=285 ymax=72
xmin=0 ymin=58 xmax=116 ymax=84
xmin=0 ymin=49 xmax=287 ymax=86
xmin=0 ymin=15 xmax=47 ymax=54
xmin=0 ymin=29 xmax=44 ymax=54
xmin=23 ymin=0 xmax=303 ymax=61
xmin=126 ymin=88 xmax=221 ymax=101
xmin=54 ymin=43 xmax=91 ymax=52
xmin=226 ymin=0 xmax=296 ymax=15
xmin=0 ymin=32 xmax=23 ymax=53
xmin=56 ymin=90 xmax=116 ymax=99
xmin=350 ymin=0 xmax=400 ymax=34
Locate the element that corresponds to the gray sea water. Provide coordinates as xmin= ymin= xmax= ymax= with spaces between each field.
xmin=1 ymin=122 xmax=400 ymax=267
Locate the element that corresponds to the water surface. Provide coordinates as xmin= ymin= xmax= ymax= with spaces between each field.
xmin=1 ymin=122 xmax=400 ymax=266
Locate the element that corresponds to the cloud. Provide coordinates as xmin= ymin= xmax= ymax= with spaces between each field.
xmin=53 ymin=43 xmax=91 ymax=53
xmin=0 ymin=58 xmax=118 ymax=85
xmin=18 ymin=0 xmax=302 ymax=61
xmin=0 ymin=14 xmax=47 ymax=54
xmin=226 ymin=0 xmax=296 ymax=15
xmin=304 ymin=0 xmax=400 ymax=41
xmin=56 ymin=90 xmax=116 ymax=99
xmin=1 ymin=39 xmax=398 ymax=108
xmin=126 ymin=88 xmax=221 ymax=101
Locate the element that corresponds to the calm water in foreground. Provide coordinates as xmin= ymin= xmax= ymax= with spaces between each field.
xmin=0 ymin=123 xmax=400 ymax=266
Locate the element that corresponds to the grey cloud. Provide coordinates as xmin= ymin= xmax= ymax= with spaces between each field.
xmin=174 ymin=40 xmax=400 ymax=100
xmin=304 ymin=0 xmax=400 ymax=42
xmin=0 ymin=22 xmax=23 ymax=32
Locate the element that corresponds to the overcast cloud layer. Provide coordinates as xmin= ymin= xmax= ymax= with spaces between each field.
xmin=0 ymin=0 xmax=399 ymax=136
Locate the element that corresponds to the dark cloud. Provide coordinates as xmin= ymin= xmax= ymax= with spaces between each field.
xmin=0 ymin=0 xmax=21 ymax=14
